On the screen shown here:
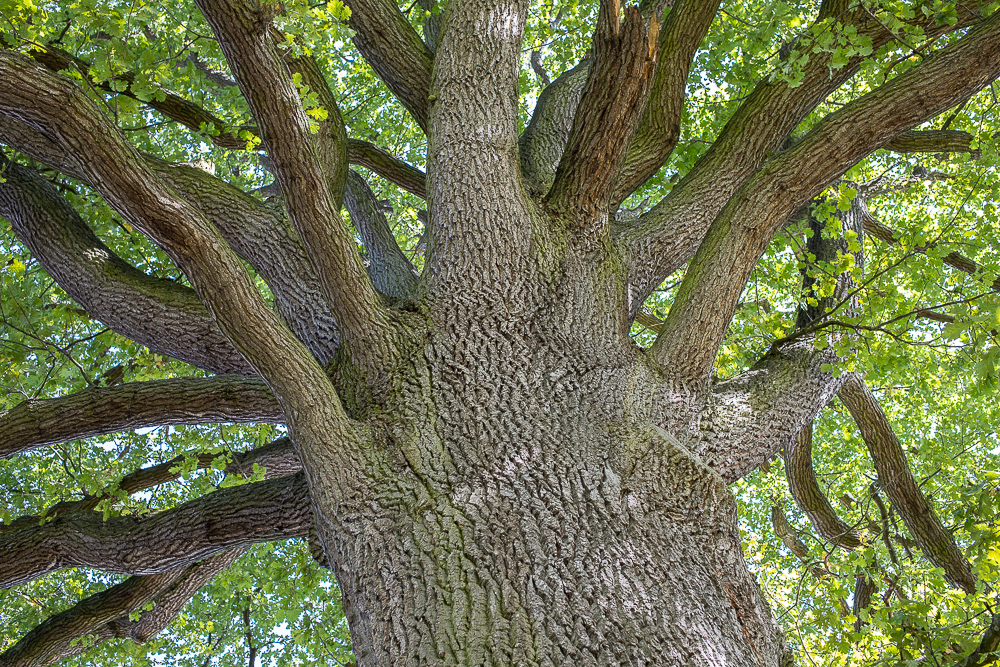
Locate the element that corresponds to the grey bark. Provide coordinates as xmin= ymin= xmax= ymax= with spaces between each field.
xmin=0 ymin=159 xmax=252 ymax=374
xmin=2 ymin=0 xmax=999 ymax=662
xmin=0 ymin=376 xmax=280 ymax=459
xmin=344 ymin=170 xmax=420 ymax=303
xmin=0 ymin=472 xmax=308 ymax=588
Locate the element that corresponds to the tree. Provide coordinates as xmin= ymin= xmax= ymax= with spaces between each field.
xmin=0 ymin=0 xmax=999 ymax=662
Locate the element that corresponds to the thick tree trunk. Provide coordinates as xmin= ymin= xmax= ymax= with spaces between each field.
xmin=312 ymin=323 xmax=792 ymax=666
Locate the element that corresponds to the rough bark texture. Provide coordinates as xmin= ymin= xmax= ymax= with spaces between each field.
xmin=0 ymin=549 xmax=245 ymax=667
xmin=839 ymin=375 xmax=976 ymax=593
xmin=0 ymin=472 xmax=308 ymax=588
xmin=1 ymin=0 xmax=996 ymax=661
xmin=783 ymin=424 xmax=861 ymax=549
xmin=0 ymin=376 xmax=280 ymax=458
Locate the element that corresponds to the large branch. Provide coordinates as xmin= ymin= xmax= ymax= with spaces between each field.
xmin=0 ymin=159 xmax=251 ymax=374
xmin=883 ymin=129 xmax=979 ymax=155
xmin=424 ymin=0 xmax=535 ymax=312
xmin=545 ymin=0 xmax=660 ymax=229
xmin=518 ymin=60 xmax=591 ymax=196
xmin=0 ymin=549 xmax=244 ymax=667
xmin=838 ymin=374 xmax=975 ymax=593
xmin=692 ymin=339 xmax=845 ymax=484
xmin=783 ymin=423 xmax=862 ymax=549
xmin=0 ymin=472 xmax=308 ymax=589
xmin=282 ymin=52 xmax=351 ymax=207
xmin=348 ymin=139 xmax=427 ymax=199
xmin=612 ymin=0 xmax=721 ymax=204
xmin=194 ymin=0 xmax=396 ymax=373
xmin=0 ymin=376 xmax=279 ymax=459
xmin=0 ymin=53 xmax=369 ymax=534
xmin=344 ymin=170 xmax=419 ymax=303
xmin=0 ymin=114 xmax=342 ymax=365
xmin=2 ymin=437 xmax=300 ymax=533
xmin=651 ymin=12 xmax=1000 ymax=384
xmin=621 ymin=1 xmax=991 ymax=311
xmin=342 ymin=0 xmax=434 ymax=131
xmin=149 ymin=158 xmax=342 ymax=363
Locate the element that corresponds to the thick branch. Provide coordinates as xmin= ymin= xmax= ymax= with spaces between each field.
xmin=0 ymin=549 xmax=244 ymax=667
xmin=342 ymin=0 xmax=434 ymax=130
xmin=149 ymin=158 xmax=342 ymax=363
xmin=518 ymin=60 xmax=591 ymax=197
xmin=651 ymin=12 xmax=1000 ymax=384
xmin=862 ymin=211 xmax=1000 ymax=293
xmin=783 ymin=423 xmax=862 ymax=549
xmin=1 ymin=437 xmax=300 ymax=533
xmin=0 ymin=472 xmax=308 ymax=588
xmin=612 ymin=0 xmax=721 ymax=204
xmin=0 ymin=376 xmax=279 ymax=459
xmin=694 ymin=339 xmax=845 ymax=483
xmin=0 ymin=53 xmax=368 ymax=534
xmin=622 ymin=1 xmax=990 ymax=309
xmin=0 ymin=114 xmax=341 ymax=364
xmin=546 ymin=0 xmax=659 ymax=228
xmin=0 ymin=159 xmax=251 ymax=374
xmin=348 ymin=139 xmax=426 ymax=199
xmin=344 ymin=170 xmax=419 ymax=303
xmin=194 ymin=0 xmax=395 ymax=372
xmin=425 ymin=0 xmax=534 ymax=311
xmin=883 ymin=129 xmax=978 ymax=155
xmin=838 ymin=375 xmax=975 ymax=593
xmin=282 ymin=52 xmax=351 ymax=207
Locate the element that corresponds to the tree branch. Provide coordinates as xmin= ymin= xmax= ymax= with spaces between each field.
xmin=0 ymin=472 xmax=308 ymax=589
xmin=953 ymin=614 xmax=1000 ymax=667
xmin=0 ymin=376 xmax=280 ymax=460
xmin=862 ymin=210 xmax=1000 ymax=293
xmin=344 ymin=170 xmax=419 ymax=303
xmin=0 ymin=52 xmax=369 ymax=532
xmin=347 ymin=139 xmax=426 ymax=199
xmin=783 ymin=423 xmax=862 ymax=549
xmin=518 ymin=59 xmax=591 ymax=196
xmin=612 ymin=0 xmax=721 ymax=204
xmin=621 ymin=1 xmax=991 ymax=312
xmin=342 ymin=0 xmax=434 ymax=131
xmin=148 ymin=158 xmax=342 ymax=363
xmin=883 ymin=129 xmax=979 ymax=156
xmin=0 ymin=158 xmax=252 ymax=375
xmin=838 ymin=374 xmax=975 ymax=593
xmin=194 ymin=0 xmax=396 ymax=373
xmin=281 ymin=51 xmax=351 ymax=207
xmin=0 ymin=113 xmax=343 ymax=365
xmin=0 ymin=549 xmax=245 ymax=667
xmin=1 ymin=438 xmax=300 ymax=533
xmin=424 ymin=0 xmax=535 ymax=311
xmin=3 ymin=40 xmax=249 ymax=149
xmin=694 ymin=339 xmax=846 ymax=484
xmin=546 ymin=0 xmax=659 ymax=229
xmin=650 ymin=12 xmax=1000 ymax=385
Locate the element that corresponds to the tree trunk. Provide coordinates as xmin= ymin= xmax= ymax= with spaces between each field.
xmin=314 ymin=323 xmax=792 ymax=666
